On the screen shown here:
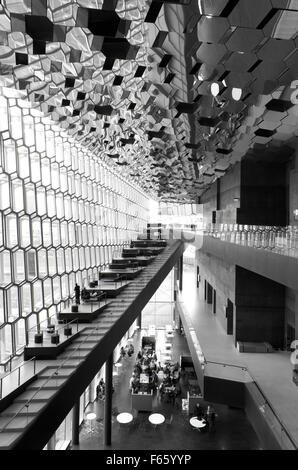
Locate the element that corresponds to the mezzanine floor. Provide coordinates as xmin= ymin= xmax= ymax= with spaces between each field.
xmin=179 ymin=265 xmax=298 ymax=448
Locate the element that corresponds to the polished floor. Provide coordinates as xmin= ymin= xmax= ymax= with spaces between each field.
xmin=75 ymin=331 xmax=261 ymax=450
xmin=179 ymin=265 xmax=298 ymax=448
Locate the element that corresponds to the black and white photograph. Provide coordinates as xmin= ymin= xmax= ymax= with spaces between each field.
xmin=0 ymin=0 xmax=297 ymax=459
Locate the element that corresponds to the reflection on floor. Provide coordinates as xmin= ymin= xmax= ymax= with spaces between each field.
xmin=76 ymin=331 xmax=261 ymax=450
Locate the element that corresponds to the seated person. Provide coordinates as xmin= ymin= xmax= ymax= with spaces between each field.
xmin=137 ymin=350 xmax=142 ymax=360
xmin=120 ymin=346 xmax=126 ymax=358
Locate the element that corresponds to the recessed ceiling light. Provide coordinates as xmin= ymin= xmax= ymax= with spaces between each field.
xmin=211 ymin=82 xmax=220 ymax=97
xmin=232 ymin=87 xmax=242 ymax=101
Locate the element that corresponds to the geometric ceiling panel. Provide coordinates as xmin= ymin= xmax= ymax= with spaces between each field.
xmin=196 ymin=43 xmax=228 ymax=65
xmin=197 ymin=16 xmax=230 ymax=43
xmin=228 ymin=0 xmax=273 ymax=28
xmin=224 ymin=52 xmax=258 ymax=72
xmin=225 ymin=27 xmax=264 ymax=53
xmin=0 ymin=0 xmax=297 ymax=203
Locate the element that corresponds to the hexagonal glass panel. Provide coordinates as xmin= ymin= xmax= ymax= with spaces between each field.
xmin=30 ymin=153 xmax=41 ymax=183
xmin=9 ymin=106 xmax=22 ymax=140
xmin=35 ymin=123 xmax=45 ymax=153
xmin=33 ymin=280 xmax=43 ymax=311
xmin=0 ymin=250 xmax=11 ymax=287
xmin=57 ymin=248 xmax=65 ymax=275
xmin=6 ymin=285 xmax=19 ymax=322
xmin=42 ymin=219 xmax=52 ymax=247
xmin=41 ymin=158 xmax=51 ymax=187
xmin=0 ymin=173 xmax=10 ymax=210
xmin=0 ymin=96 xmax=8 ymax=132
xmin=14 ymin=318 xmax=26 ymax=351
xmin=17 ymin=146 xmax=30 ymax=179
xmin=23 ymin=114 xmax=35 ymax=147
xmin=0 ymin=325 xmax=13 ymax=362
xmin=19 ymin=216 xmax=31 ymax=248
xmin=25 ymin=183 xmax=36 ymax=214
xmin=45 ymin=130 xmax=55 ymax=158
xmin=43 ymin=278 xmax=52 ymax=307
xmin=11 ymin=178 xmax=24 ymax=213
xmin=37 ymin=248 xmax=48 ymax=279
xmin=26 ymin=249 xmax=37 ymax=281
xmin=47 ymin=190 xmax=56 ymax=218
xmin=21 ymin=283 xmax=32 ymax=317
xmin=13 ymin=250 xmax=25 ymax=283
xmin=36 ymin=186 xmax=47 ymax=216
xmin=32 ymin=218 xmax=42 ymax=247
xmin=0 ymin=290 xmax=5 ymax=326
xmin=48 ymin=248 xmax=57 ymax=276
xmin=5 ymin=214 xmax=18 ymax=249
xmin=52 ymin=277 xmax=61 ymax=303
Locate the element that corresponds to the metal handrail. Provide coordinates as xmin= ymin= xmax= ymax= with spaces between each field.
xmin=0 ymin=321 xmax=104 ymax=433
xmin=27 ymin=317 xmax=79 ymax=342
xmin=0 ymin=356 xmax=36 ymax=400
xmin=204 ymin=359 xmax=298 ymax=449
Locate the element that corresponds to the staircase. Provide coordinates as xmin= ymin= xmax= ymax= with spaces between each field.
xmin=0 ymin=238 xmax=184 ymax=450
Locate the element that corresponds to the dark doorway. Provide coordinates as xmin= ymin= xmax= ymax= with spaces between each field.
xmin=226 ymin=299 xmax=234 ymax=335
xmin=213 ymin=289 xmax=216 ymax=314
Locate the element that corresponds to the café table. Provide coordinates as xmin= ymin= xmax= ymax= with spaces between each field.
xmin=189 ymin=417 xmax=207 ymax=430
xmin=148 ymin=413 xmax=165 ymax=428
xmin=116 ymin=412 xmax=133 ymax=424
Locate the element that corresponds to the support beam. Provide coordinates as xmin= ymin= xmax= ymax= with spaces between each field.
xmin=136 ymin=312 xmax=142 ymax=329
xmin=179 ymin=255 xmax=183 ymax=291
xmin=72 ymin=399 xmax=80 ymax=446
xmin=104 ymin=353 xmax=113 ymax=446
xmin=46 ymin=434 xmax=56 ymax=450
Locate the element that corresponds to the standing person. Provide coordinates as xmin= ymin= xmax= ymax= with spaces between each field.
xmin=210 ymin=411 xmax=216 ymax=432
xmin=74 ymin=283 xmax=80 ymax=304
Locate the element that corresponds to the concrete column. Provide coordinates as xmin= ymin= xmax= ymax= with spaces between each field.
xmin=72 ymin=399 xmax=80 ymax=446
xmin=179 ymin=255 xmax=183 ymax=291
xmin=104 ymin=353 xmax=113 ymax=446
xmin=46 ymin=434 xmax=56 ymax=450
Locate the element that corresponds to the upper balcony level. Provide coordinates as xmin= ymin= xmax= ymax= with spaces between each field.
xmin=198 ymin=225 xmax=298 ymax=292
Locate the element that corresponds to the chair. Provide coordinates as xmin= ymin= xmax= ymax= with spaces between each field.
xmin=165 ymin=414 xmax=173 ymax=427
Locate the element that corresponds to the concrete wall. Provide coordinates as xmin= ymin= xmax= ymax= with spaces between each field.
xmin=235 ymin=267 xmax=285 ymax=349
xmin=197 ymin=249 xmax=235 ymax=334
xmin=238 ymin=158 xmax=288 ymax=226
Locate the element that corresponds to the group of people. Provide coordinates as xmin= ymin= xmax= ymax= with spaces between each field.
xmin=159 ymin=361 xmax=181 ymax=404
xmin=129 ymin=347 xmax=160 ymax=393
xmin=96 ymin=378 xmax=114 ymax=400
xmin=120 ymin=343 xmax=134 ymax=359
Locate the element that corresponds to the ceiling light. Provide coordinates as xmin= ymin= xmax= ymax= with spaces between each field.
xmin=232 ymin=87 xmax=242 ymax=101
xmin=198 ymin=0 xmax=203 ymax=14
xmin=211 ymin=82 xmax=220 ymax=97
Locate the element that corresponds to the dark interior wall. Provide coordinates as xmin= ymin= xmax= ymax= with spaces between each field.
xmin=287 ymin=143 xmax=298 ymax=226
xmin=238 ymin=158 xmax=287 ymax=226
xmin=197 ymin=250 xmax=235 ymax=333
xmin=200 ymin=163 xmax=241 ymax=226
xmin=235 ymin=266 xmax=285 ymax=349
xmin=204 ymin=376 xmax=245 ymax=409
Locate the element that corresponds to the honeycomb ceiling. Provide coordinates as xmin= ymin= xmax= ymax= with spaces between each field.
xmin=0 ymin=0 xmax=298 ymax=203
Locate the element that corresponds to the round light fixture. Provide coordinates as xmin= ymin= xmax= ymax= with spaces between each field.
xmin=211 ymin=82 xmax=220 ymax=97
xmin=232 ymin=87 xmax=242 ymax=101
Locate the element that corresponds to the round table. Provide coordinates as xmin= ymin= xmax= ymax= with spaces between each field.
xmin=189 ymin=417 xmax=207 ymax=429
xmin=148 ymin=413 xmax=165 ymax=426
xmin=116 ymin=412 xmax=133 ymax=424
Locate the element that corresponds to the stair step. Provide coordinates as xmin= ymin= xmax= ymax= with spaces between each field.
xmin=0 ymin=432 xmax=21 ymax=449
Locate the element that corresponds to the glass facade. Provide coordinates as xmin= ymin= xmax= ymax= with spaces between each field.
xmin=0 ymin=92 xmax=150 ymax=367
